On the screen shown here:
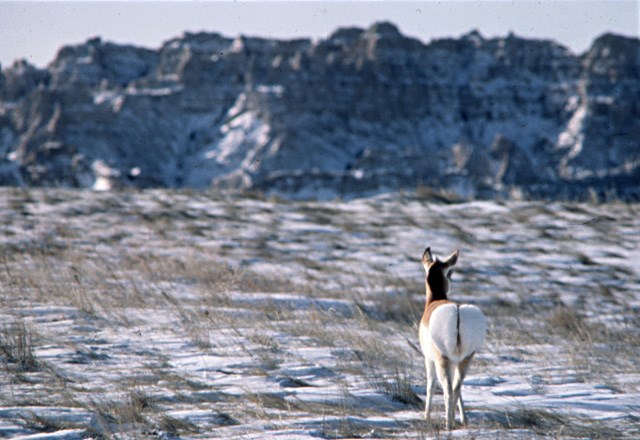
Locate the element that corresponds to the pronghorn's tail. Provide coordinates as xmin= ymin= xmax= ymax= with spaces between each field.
xmin=429 ymin=303 xmax=487 ymax=362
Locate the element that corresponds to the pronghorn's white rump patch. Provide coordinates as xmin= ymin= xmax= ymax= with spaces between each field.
xmin=429 ymin=304 xmax=486 ymax=363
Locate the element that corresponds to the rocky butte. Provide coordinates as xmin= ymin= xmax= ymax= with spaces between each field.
xmin=0 ymin=22 xmax=638 ymax=200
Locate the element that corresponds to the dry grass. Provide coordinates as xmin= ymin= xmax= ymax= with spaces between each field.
xmin=85 ymin=389 xmax=158 ymax=437
xmin=368 ymin=364 xmax=423 ymax=408
xmin=0 ymin=321 xmax=39 ymax=372
xmin=484 ymin=406 xmax=626 ymax=439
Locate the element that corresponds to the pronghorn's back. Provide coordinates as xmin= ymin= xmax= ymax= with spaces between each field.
xmin=421 ymin=299 xmax=453 ymax=329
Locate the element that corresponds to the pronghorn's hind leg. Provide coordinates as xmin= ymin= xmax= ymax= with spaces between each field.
xmin=434 ymin=354 xmax=455 ymax=430
xmin=453 ymin=353 xmax=475 ymax=426
xmin=424 ymin=358 xmax=437 ymax=421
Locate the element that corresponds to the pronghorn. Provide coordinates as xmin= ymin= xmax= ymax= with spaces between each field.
xmin=419 ymin=247 xmax=487 ymax=430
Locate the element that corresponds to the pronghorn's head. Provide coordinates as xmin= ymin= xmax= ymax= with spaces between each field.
xmin=422 ymin=247 xmax=459 ymax=301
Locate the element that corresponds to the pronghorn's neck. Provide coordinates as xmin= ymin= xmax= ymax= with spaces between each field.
xmin=426 ymin=268 xmax=449 ymax=305
xmin=422 ymin=247 xmax=456 ymax=306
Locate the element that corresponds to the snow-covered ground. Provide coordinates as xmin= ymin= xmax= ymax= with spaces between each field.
xmin=0 ymin=188 xmax=638 ymax=439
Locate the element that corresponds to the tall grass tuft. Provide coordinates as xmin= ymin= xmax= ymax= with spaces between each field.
xmin=0 ymin=321 xmax=38 ymax=371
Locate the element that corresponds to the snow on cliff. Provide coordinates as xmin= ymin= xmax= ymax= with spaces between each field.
xmin=1 ymin=24 xmax=639 ymax=200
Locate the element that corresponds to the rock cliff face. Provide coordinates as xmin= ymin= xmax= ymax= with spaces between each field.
xmin=1 ymin=23 xmax=638 ymax=200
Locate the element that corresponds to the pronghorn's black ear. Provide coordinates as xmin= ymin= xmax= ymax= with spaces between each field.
xmin=422 ymin=247 xmax=434 ymax=266
xmin=443 ymin=249 xmax=459 ymax=268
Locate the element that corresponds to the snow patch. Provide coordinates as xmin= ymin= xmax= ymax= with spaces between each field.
xmin=91 ymin=160 xmax=120 ymax=191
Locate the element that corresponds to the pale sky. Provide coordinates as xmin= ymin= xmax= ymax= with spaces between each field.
xmin=1 ymin=1 xmax=638 ymax=68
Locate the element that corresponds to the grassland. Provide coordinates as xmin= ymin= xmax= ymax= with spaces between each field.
xmin=0 ymin=188 xmax=638 ymax=439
